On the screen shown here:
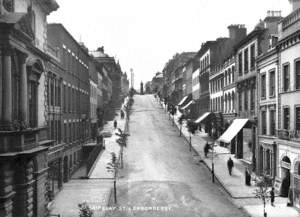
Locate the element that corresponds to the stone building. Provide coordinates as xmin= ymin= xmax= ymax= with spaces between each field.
xmin=275 ymin=0 xmax=300 ymax=207
xmin=0 ymin=0 xmax=59 ymax=216
xmin=89 ymin=58 xmax=98 ymax=140
xmin=232 ymin=12 xmax=281 ymax=169
xmin=256 ymin=37 xmax=278 ymax=181
xmin=47 ymin=23 xmax=91 ymax=185
xmin=194 ymin=25 xmax=246 ymax=136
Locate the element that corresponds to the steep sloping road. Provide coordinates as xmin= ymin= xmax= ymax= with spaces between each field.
xmin=106 ymin=95 xmax=246 ymax=217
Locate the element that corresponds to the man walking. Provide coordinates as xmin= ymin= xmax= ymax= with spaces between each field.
xmin=227 ymin=157 xmax=234 ymax=176
xmin=270 ymin=187 xmax=275 ymax=206
xmin=114 ymin=120 xmax=117 ymax=129
xmin=204 ymin=142 xmax=210 ymax=158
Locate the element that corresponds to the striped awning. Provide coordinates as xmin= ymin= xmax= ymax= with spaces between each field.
xmin=218 ymin=119 xmax=249 ymax=143
xmin=181 ymin=100 xmax=194 ymax=110
xmin=194 ymin=112 xmax=211 ymax=124
xmin=178 ymin=96 xmax=189 ymax=106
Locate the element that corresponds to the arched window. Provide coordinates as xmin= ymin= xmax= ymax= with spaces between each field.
xmin=228 ymin=68 xmax=231 ymax=84
xmin=3 ymin=0 xmax=14 ymax=12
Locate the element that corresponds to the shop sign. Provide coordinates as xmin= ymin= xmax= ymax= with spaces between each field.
xmin=281 ymin=161 xmax=291 ymax=170
xmin=274 ymin=177 xmax=282 ymax=195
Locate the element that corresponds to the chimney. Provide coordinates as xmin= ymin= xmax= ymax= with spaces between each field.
xmin=289 ymin=0 xmax=300 ymax=11
xmin=97 ymin=46 xmax=104 ymax=53
xmin=228 ymin=24 xmax=247 ymax=42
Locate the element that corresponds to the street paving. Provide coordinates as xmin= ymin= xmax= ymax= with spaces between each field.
xmin=105 ymin=95 xmax=247 ymax=217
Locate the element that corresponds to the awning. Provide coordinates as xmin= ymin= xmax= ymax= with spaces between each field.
xmin=194 ymin=112 xmax=211 ymax=124
xmin=178 ymin=96 xmax=189 ymax=106
xmin=218 ymin=119 xmax=249 ymax=143
xmin=181 ymin=100 xmax=193 ymax=110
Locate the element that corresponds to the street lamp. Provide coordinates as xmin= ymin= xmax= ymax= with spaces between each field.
xmin=211 ymin=127 xmax=216 ymax=183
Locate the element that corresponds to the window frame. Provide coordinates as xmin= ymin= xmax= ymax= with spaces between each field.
xmin=294 ymin=58 xmax=300 ymax=90
xmin=283 ymin=106 xmax=290 ymax=130
xmin=283 ymin=62 xmax=290 ymax=92
xmin=260 ymin=73 xmax=266 ymax=99
xmin=269 ymin=69 xmax=276 ymax=98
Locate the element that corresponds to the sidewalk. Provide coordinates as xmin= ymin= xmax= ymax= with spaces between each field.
xmin=159 ymin=100 xmax=300 ymax=217
xmin=49 ymin=110 xmax=128 ymax=217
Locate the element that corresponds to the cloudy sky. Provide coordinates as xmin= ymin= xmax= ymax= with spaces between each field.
xmin=48 ymin=0 xmax=291 ymax=89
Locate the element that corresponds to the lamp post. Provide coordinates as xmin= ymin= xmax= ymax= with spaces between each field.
xmin=211 ymin=127 xmax=216 ymax=183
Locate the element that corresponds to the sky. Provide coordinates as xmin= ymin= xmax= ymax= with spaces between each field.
xmin=48 ymin=0 xmax=291 ymax=89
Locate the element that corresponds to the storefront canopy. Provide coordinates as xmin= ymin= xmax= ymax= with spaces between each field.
xmin=178 ymin=96 xmax=189 ymax=106
xmin=181 ymin=100 xmax=194 ymax=110
xmin=218 ymin=119 xmax=249 ymax=143
xmin=194 ymin=112 xmax=211 ymax=124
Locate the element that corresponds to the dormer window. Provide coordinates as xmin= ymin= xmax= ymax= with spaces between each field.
xmin=3 ymin=0 xmax=14 ymax=12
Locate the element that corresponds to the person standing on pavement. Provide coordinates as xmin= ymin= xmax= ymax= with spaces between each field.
xmin=270 ymin=187 xmax=275 ymax=206
xmin=227 ymin=157 xmax=234 ymax=176
xmin=114 ymin=120 xmax=117 ymax=129
xmin=204 ymin=142 xmax=210 ymax=158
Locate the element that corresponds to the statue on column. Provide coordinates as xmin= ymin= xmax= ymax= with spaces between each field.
xmin=140 ymin=81 xmax=144 ymax=95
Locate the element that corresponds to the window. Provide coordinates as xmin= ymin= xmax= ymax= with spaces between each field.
xmin=270 ymin=109 xmax=276 ymax=136
xmin=296 ymin=107 xmax=300 ymax=132
xmin=283 ymin=107 xmax=290 ymax=130
xmin=244 ymin=90 xmax=248 ymax=111
xmin=261 ymin=110 xmax=267 ymax=135
xmin=250 ymin=44 xmax=255 ymax=69
xmin=238 ymin=53 xmax=243 ymax=75
xmin=3 ymin=0 xmax=14 ymax=12
xmin=28 ymin=81 xmax=37 ymax=128
xmin=283 ymin=64 xmax=290 ymax=92
xmin=269 ymin=70 xmax=275 ymax=97
xmin=239 ymin=92 xmax=242 ymax=111
xmin=68 ymin=87 xmax=71 ymax=112
xmin=244 ymin=48 xmax=249 ymax=73
xmin=295 ymin=60 xmax=300 ymax=90
xmin=261 ymin=74 xmax=266 ymax=99
xmin=250 ymin=88 xmax=255 ymax=111
xmin=63 ymin=84 xmax=66 ymax=112
xmin=232 ymin=66 xmax=235 ymax=82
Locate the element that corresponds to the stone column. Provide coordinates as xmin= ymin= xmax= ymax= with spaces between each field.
xmin=19 ymin=52 xmax=28 ymax=124
xmin=0 ymin=161 xmax=15 ymax=217
xmin=2 ymin=48 xmax=12 ymax=125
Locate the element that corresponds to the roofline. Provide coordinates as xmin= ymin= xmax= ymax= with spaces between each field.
xmin=47 ymin=23 xmax=90 ymax=58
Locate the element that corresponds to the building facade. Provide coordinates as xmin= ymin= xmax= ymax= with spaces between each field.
xmin=276 ymin=0 xmax=300 ymax=207
xmin=0 ymin=0 xmax=59 ymax=216
xmin=235 ymin=13 xmax=281 ymax=169
xmin=47 ymin=23 xmax=90 ymax=185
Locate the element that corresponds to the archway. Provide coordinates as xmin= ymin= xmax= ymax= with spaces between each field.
xmin=281 ymin=156 xmax=291 ymax=197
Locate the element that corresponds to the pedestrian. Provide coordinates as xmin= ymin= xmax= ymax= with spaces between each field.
xmin=270 ymin=187 xmax=275 ymax=206
xmin=204 ymin=142 xmax=210 ymax=158
xmin=121 ymin=110 xmax=124 ymax=119
xmin=114 ymin=120 xmax=117 ymax=129
xmin=227 ymin=157 xmax=234 ymax=176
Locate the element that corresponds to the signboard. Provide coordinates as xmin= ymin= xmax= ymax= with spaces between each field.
xmin=281 ymin=161 xmax=291 ymax=170
xmin=274 ymin=177 xmax=282 ymax=195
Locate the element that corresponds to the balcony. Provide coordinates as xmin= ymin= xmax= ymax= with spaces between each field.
xmin=277 ymin=129 xmax=300 ymax=141
xmin=282 ymin=8 xmax=300 ymax=31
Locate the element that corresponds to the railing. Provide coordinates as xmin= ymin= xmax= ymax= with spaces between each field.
xmin=86 ymin=142 xmax=103 ymax=174
xmin=282 ymin=8 xmax=300 ymax=30
xmin=277 ymin=129 xmax=300 ymax=141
